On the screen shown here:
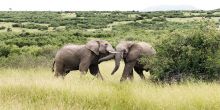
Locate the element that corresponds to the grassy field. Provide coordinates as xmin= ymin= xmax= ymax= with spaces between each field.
xmin=0 ymin=61 xmax=220 ymax=110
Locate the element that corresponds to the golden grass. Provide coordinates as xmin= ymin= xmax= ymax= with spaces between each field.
xmin=0 ymin=61 xmax=220 ymax=110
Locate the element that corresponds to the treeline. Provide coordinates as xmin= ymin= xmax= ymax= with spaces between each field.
xmin=0 ymin=11 xmax=137 ymax=29
xmin=0 ymin=30 xmax=114 ymax=57
xmin=120 ymin=20 xmax=202 ymax=30
xmin=1 ymin=11 xmax=220 ymax=30
xmin=138 ymin=10 xmax=220 ymax=19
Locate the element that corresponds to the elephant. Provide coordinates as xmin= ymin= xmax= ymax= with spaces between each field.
xmin=99 ymin=41 xmax=156 ymax=82
xmin=52 ymin=39 xmax=117 ymax=79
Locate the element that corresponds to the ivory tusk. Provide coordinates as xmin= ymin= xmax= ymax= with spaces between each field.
xmin=109 ymin=51 xmax=120 ymax=53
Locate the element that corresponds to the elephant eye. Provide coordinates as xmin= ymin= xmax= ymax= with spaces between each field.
xmin=105 ymin=43 xmax=108 ymax=46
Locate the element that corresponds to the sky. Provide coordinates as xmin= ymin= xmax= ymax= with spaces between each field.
xmin=0 ymin=0 xmax=219 ymax=11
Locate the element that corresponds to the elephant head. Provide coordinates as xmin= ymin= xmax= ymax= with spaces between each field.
xmin=111 ymin=41 xmax=156 ymax=75
xmin=85 ymin=39 xmax=116 ymax=55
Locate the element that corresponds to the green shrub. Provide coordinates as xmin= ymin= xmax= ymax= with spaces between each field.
xmin=0 ymin=54 xmax=52 ymax=68
xmin=7 ymin=28 xmax=12 ymax=32
xmin=37 ymin=45 xmax=58 ymax=58
xmin=49 ymin=22 xmax=60 ymax=27
xmin=12 ymin=23 xmax=22 ymax=27
xmin=152 ymin=16 xmax=166 ymax=22
xmin=19 ymin=31 xmax=31 ymax=37
xmin=0 ymin=26 xmax=6 ymax=30
xmin=0 ymin=44 xmax=10 ymax=57
xmin=22 ymin=23 xmax=48 ymax=30
xmin=146 ymin=23 xmax=220 ymax=82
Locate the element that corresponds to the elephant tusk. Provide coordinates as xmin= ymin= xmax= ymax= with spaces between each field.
xmin=109 ymin=51 xmax=120 ymax=53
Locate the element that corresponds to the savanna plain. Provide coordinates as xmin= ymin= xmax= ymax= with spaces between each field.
xmin=1 ymin=10 xmax=220 ymax=110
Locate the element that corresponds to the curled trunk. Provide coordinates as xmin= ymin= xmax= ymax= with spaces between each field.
xmin=111 ymin=53 xmax=122 ymax=75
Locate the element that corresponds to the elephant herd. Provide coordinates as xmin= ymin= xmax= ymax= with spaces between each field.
xmin=52 ymin=39 xmax=156 ymax=82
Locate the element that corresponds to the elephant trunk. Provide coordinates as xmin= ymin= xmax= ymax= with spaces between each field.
xmin=111 ymin=52 xmax=122 ymax=75
xmin=98 ymin=53 xmax=115 ymax=63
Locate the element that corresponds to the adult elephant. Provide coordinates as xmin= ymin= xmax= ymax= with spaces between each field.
xmin=99 ymin=41 xmax=156 ymax=82
xmin=52 ymin=39 xmax=117 ymax=79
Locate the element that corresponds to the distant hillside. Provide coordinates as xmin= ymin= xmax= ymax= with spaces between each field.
xmin=143 ymin=5 xmax=198 ymax=11
xmin=214 ymin=8 xmax=220 ymax=11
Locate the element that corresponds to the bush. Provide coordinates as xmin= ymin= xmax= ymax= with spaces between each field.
xmin=0 ymin=44 xmax=11 ymax=57
xmin=12 ymin=23 xmax=22 ymax=27
xmin=22 ymin=23 xmax=48 ymax=30
xmin=0 ymin=44 xmax=56 ymax=68
xmin=152 ymin=16 xmax=166 ymax=22
xmin=145 ymin=23 xmax=220 ymax=82
xmin=37 ymin=45 xmax=58 ymax=58
xmin=7 ymin=28 xmax=12 ymax=32
xmin=0 ymin=26 xmax=6 ymax=30
xmin=19 ymin=31 xmax=31 ymax=37
xmin=0 ymin=54 xmax=52 ymax=68
xmin=49 ymin=22 xmax=60 ymax=27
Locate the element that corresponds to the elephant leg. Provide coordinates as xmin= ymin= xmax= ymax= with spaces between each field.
xmin=127 ymin=69 xmax=134 ymax=81
xmin=63 ymin=69 xmax=70 ymax=77
xmin=134 ymin=66 xmax=145 ymax=80
xmin=89 ymin=65 xmax=104 ymax=80
xmin=143 ymin=67 xmax=150 ymax=72
xmin=79 ymin=58 xmax=92 ymax=76
xmin=120 ymin=61 xmax=136 ymax=82
xmin=65 ymin=70 xmax=70 ymax=74
xmin=54 ymin=63 xmax=64 ymax=77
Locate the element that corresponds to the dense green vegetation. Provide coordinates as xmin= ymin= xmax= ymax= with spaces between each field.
xmin=145 ymin=22 xmax=220 ymax=82
xmin=0 ymin=10 xmax=220 ymax=82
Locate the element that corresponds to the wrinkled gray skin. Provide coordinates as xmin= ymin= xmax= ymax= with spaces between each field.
xmin=99 ymin=41 xmax=156 ymax=82
xmin=52 ymin=40 xmax=116 ymax=79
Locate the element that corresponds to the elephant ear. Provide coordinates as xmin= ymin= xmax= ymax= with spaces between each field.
xmin=86 ymin=40 xmax=100 ymax=55
xmin=125 ymin=41 xmax=134 ymax=53
xmin=120 ymin=42 xmax=134 ymax=58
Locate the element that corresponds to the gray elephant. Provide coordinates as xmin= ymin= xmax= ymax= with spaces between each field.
xmin=52 ymin=39 xmax=116 ymax=79
xmin=99 ymin=41 xmax=156 ymax=82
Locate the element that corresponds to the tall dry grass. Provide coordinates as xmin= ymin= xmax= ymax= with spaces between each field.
xmin=0 ymin=61 xmax=220 ymax=110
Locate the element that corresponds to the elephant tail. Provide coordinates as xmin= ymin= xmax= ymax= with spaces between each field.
xmin=52 ymin=60 xmax=55 ymax=72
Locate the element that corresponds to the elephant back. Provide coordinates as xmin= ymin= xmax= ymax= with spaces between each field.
xmin=56 ymin=44 xmax=84 ymax=58
xmin=116 ymin=41 xmax=134 ymax=52
xmin=137 ymin=42 xmax=156 ymax=56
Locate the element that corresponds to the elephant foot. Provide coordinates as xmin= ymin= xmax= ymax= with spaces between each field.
xmin=54 ymin=72 xmax=62 ymax=78
xmin=54 ymin=74 xmax=59 ymax=78
xmin=140 ymin=75 xmax=146 ymax=80
xmin=128 ymin=77 xmax=134 ymax=81
xmin=54 ymin=73 xmax=65 ymax=80
xmin=80 ymin=71 xmax=87 ymax=75
xmin=120 ymin=77 xmax=127 ymax=82
xmin=97 ymin=75 xmax=104 ymax=80
xmin=61 ymin=75 xmax=65 ymax=79
xmin=79 ymin=71 xmax=86 ymax=79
